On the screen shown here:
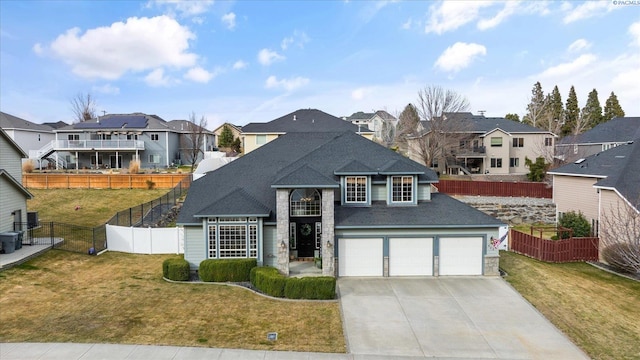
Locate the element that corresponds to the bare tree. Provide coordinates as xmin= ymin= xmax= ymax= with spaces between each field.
xmin=70 ymin=92 xmax=97 ymax=123
xmin=599 ymin=197 xmax=640 ymax=274
xmin=412 ymin=85 xmax=471 ymax=173
xmin=181 ymin=112 xmax=209 ymax=173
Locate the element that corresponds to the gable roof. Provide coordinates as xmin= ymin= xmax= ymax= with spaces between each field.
xmin=166 ymin=120 xmax=214 ymax=134
xmin=241 ymin=109 xmax=373 ymax=134
xmin=558 ymin=117 xmax=640 ymax=145
xmin=177 ymin=130 xmax=438 ymax=224
xmin=549 ymin=141 xmax=640 ymax=211
xmin=212 ymin=122 xmax=242 ymax=133
xmin=57 ymin=113 xmax=170 ymax=131
xmin=421 ymin=112 xmax=554 ymax=135
xmin=0 ymin=112 xmax=55 ymax=132
xmin=344 ymin=110 xmax=397 ymax=122
xmin=0 ymin=169 xmax=33 ymax=199
xmin=0 ymin=127 xmax=28 ymax=157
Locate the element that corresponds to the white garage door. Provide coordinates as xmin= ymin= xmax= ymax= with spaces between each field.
xmin=339 ymin=238 xmax=383 ymax=276
xmin=439 ymin=237 xmax=483 ymax=275
xmin=389 ymin=238 xmax=433 ymax=276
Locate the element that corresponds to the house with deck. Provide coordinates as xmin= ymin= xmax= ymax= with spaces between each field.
xmin=342 ymin=110 xmax=397 ymax=142
xmin=177 ymin=111 xmax=504 ymax=278
xmin=0 ymin=112 xmax=59 ymax=168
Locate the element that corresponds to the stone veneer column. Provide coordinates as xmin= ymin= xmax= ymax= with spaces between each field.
xmin=321 ymin=189 xmax=335 ymax=276
xmin=276 ymin=189 xmax=290 ymax=275
xmin=484 ymin=255 xmax=500 ymax=276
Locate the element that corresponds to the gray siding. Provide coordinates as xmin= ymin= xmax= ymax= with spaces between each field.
xmin=418 ymin=183 xmax=431 ymax=201
xmin=371 ymin=183 xmax=386 ymax=201
xmin=183 ymin=225 xmax=206 ymax=270
xmin=0 ymin=182 xmax=27 ymax=233
xmin=1 ymin=136 xmax=23 ymax=179
xmin=262 ymin=225 xmax=277 ymax=267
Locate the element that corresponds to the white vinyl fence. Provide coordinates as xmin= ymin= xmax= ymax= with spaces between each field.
xmin=106 ymin=225 xmax=184 ymax=254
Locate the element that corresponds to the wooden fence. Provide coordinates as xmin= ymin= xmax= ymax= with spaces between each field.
xmin=437 ymin=180 xmax=552 ymax=198
xmin=509 ymin=229 xmax=599 ymax=262
xmin=23 ymin=173 xmax=190 ymax=190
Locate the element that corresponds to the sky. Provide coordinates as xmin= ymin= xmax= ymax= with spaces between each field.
xmin=1 ymin=0 xmax=638 ymax=130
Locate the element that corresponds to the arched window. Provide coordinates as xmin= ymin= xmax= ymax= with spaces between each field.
xmin=290 ymin=189 xmax=321 ymax=217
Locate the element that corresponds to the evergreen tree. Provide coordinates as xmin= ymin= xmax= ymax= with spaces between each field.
xmin=603 ymin=91 xmax=625 ymax=121
xmin=218 ymin=124 xmax=235 ymax=148
xmin=582 ymin=89 xmax=603 ymax=129
xmin=395 ymin=103 xmax=420 ymax=153
xmin=545 ymin=85 xmax=564 ymax=133
xmin=505 ymin=113 xmax=520 ymax=122
xmin=562 ymin=86 xmax=579 ymax=136
xmin=523 ymin=82 xmax=546 ymax=127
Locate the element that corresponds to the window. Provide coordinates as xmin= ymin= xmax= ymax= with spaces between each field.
xmin=490 ymin=137 xmax=503 ymax=147
xmin=509 ymin=157 xmax=519 ymax=167
xmin=290 ymin=189 xmax=321 ymax=216
xmin=512 ymin=137 xmax=524 ymax=148
xmin=149 ymin=154 xmax=161 ymax=164
xmin=68 ymin=134 xmax=79 ymax=140
xmin=208 ymin=218 xmax=259 ymax=259
xmin=127 ymin=134 xmax=138 ymax=140
xmin=490 ymin=158 xmax=502 ymax=168
xmin=289 ymin=223 xmax=296 ymax=249
xmin=315 ymin=222 xmax=322 ymax=249
xmin=256 ymin=135 xmax=267 ymax=145
xmin=545 ymin=137 xmax=553 ymax=147
xmin=345 ymin=176 xmax=367 ymax=203
xmin=151 ymin=134 xmax=159 ymax=141
xmin=391 ymin=176 xmax=413 ymax=203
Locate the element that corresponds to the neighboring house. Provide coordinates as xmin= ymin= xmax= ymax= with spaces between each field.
xmin=343 ymin=110 xmax=397 ymax=142
xmin=33 ymin=113 xmax=212 ymax=170
xmin=0 ymin=128 xmax=33 ymax=234
xmin=0 ymin=111 xmax=58 ymax=168
xmin=167 ymin=119 xmax=216 ymax=165
xmin=556 ymin=117 xmax=640 ymax=163
xmin=548 ymin=141 xmax=640 ymax=239
xmin=408 ymin=112 xmax=556 ymax=176
xmin=212 ymin=123 xmax=242 ymax=149
xmin=240 ymin=109 xmax=374 ymax=154
xmin=177 ymin=128 xmax=504 ymax=278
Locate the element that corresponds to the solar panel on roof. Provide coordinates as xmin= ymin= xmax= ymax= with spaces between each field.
xmin=73 ymin=115 xmax=148 ymax=129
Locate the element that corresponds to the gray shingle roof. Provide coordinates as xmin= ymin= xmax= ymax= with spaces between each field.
xmin=0 ymin=112 xmax=55 ymax=132
xmin=241 ymin=109 xmax=373 ymax=134
xmin=558 ymin=117 xmax=640 ymax=145
xmin=57 ymin=113 xmax=170 ymax=131
xmin=178 ymin=130 xmax=439 ymax=225
xmin=421 ymin=112 xmax=553 ymax=135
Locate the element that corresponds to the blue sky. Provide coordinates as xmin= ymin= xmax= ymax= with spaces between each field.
xmin=1 ymin=0 xmax=638 ymax=129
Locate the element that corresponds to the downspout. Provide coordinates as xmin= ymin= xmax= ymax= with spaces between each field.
xmin=165 ymin=132 xmax=170 ymax=167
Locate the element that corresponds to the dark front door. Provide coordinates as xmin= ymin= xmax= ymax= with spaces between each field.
xmin=297 ymin=221 xmax=316 ymax=258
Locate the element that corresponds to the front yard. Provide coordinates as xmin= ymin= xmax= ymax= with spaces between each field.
xmin=500 ymin=251 xmax=640 ymax=360
xmin=0 ymin=251 xmax=345 ymax=353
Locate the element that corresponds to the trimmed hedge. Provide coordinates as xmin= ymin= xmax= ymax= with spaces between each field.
xmin=250 ymin=267 xmax=336 ymax=300
xmin=199 ymin=258 xmax=257 ymax=282
xmin=162 ymin=258 xmax=190 ymax=281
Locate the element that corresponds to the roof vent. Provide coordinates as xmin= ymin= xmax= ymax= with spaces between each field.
xmin=293 ymin=115 xmax=297 ymax=121
xmin=574 ymin=158 xmax=585 ymax=164
xmin=615 ymin=155 xmax=626 ymax=159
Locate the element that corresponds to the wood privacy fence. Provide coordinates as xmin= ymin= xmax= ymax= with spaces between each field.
xmin=509 ymin=229 xmax=599 ymax=262
xmin=437 ymin=180 xmax=552 ymax=198
xmin=23 ymin=173 xmax=190 ymax=189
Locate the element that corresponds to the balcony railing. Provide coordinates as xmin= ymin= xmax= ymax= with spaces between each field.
xmin=455 ymin=146 xmax=486 ymax=157
xmin=52 ymin=140 xmax=145 ymax=151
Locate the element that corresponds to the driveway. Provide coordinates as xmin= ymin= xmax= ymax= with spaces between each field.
xmin=338 ymin=277 xmax=589 ymax=359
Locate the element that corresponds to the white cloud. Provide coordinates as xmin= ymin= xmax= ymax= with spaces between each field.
xmin=32 ymin=43 xmax=44 ymax=55
xmin=92 ymin=84 xmax=120 ymax=95
xmin=434 ymin=42 xmax=487 ymax=73
xmin=221 ymin=12 xmax=236 ymax=30
xmin=49 ymin=16 xmax=197 ymax=80
xmin=145 ymin=68 xmax=171 ymax=87
xmin=258 ymin=48 xmax=285 ymax=66
xmin=567 ymin=39 xmax=591 ymax=53
xmin=425 ymin=1 xmax=493 ymax=34
xmin=477 ymin=1 xmax=518 ymax=30
xmin=146 ymin=0 xmax=214 ymax=17
xmin=401 ymin=18 xmax=413 ymax=30
xmin=629 ymin=21 xmax=640 ymax=47
xmin=563 ymin=1 xmax=616 ymax=24
xmin=184 ymin=66 xmax=220 ymax=83
xmin=264 ymin=75 xmax=309 ymax=91
xmin=281 ymin=30 xmax=310 ymax=50
xmin=232 ymin=60 xmax=248 ymax=70
xmin=351 ymin=87 xmax=370 ymax=100
xmin=537 ymin=54 xmax=597 ymax=78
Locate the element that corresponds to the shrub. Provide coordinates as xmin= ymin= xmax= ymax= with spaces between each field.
xmin=250 ymin=267 xmax=286 ymax=297
xmin=22 ymin=160 xmax=35 ymax=173
xmin=524 ymin=156 xmax=549 ymax=182
xmin=602 ymin=243 xmax=640 ymax=274
xmin=284 ymin=277 xmax=336 ymax=300
xmin=559 ymin=211 xmax=591 ymax=238
xmin=129 ymin=160 xmax=141 ymax=174
xmin=199 ymin=258 xmax=257 ymax=282
xmin=162 ymin=258 xmax=190 ymax=281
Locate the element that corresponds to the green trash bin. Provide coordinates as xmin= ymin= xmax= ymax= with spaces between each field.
xmin=0 ymin=232 xmax=17 ymax=254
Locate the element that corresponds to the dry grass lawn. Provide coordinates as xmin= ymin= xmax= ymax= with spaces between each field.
xmin=27 ymin=189 xmax=168 ymax=227
xmin=500 ymin=251 xmax=640 ymax=360
xmin=0 ymin=251 xmax=345 ymax=353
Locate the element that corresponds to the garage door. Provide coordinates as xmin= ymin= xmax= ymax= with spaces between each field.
xmin=339 ymin=238 xmax=383 ymax=276
xmin=439 ymin=237 xmax=483 ymax=275
xmin=389 ymin=238 xmax=433 ymax=276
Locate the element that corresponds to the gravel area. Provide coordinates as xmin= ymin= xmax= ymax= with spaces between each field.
xmin=453 ymin=195 xmax=553 ymax=206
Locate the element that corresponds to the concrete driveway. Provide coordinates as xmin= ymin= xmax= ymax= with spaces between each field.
xmin=338 ymin=277 xmax=589 ymax=359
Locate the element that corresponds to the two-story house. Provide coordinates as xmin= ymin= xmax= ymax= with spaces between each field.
xmin=211 ymin=123 xmax=242 ymax=150
xmin=0 ymin=128 xmax=33 ymax=235
xmin=555 ymin=117 xmax=640 ymax=163
xmin=0 ymin=112 xmax=59 ymax=168
xmin=33 ymin=113 xmax=213 ymax=170
xmin=342 ymin=110 xmax=397 ymax=142
xmin=240 ymin=109 xmax=374 ymax=154
xmin=177 ymin=118 xmax=505 ymax=278
xmin=408 ymin=112 xmax=556 ymax=177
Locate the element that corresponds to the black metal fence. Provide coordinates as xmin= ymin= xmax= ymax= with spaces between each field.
xmin=106 ymin=175 xmax=191 ymax=227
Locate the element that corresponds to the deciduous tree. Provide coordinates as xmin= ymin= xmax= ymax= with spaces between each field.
xmin=70 ymin=92 xmax=97 ymax=123
xmin=395 ymin=103 xmax=420 ymax=153
xmin=600 ymin=197 xmax=640 ymax=274
xmin=182 ymin=112 xmax=208 ymax=173
xmin=523 ymin=82 xmax=546 ymax=128
xmin=505 ymin=113 xmax=520 ymax=122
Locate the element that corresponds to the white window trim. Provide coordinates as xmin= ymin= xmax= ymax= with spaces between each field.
xmin=391 ymin=175 xmax=414 ymax=203
xmin=344 ymin=176 xmax=369 ymax=204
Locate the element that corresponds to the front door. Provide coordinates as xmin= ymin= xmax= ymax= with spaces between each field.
xmin=297 ymin=221 xmax=316 ymax=258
